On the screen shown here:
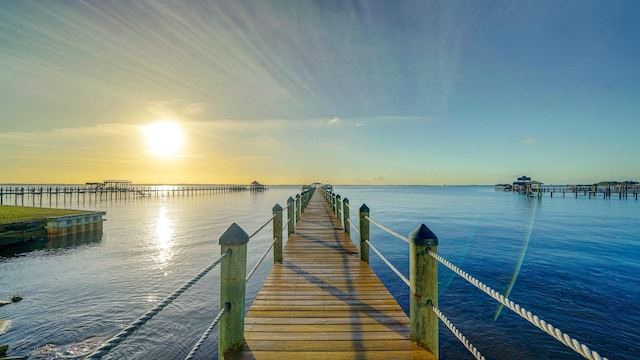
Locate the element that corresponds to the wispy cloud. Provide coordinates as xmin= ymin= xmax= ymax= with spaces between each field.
xmin=524 ymin=138 xmax=537 ymax=144
xmin=182 ymin=103 xmax=206 ymax=116
xmin=328 ymin=117 xmax=341 ymax=125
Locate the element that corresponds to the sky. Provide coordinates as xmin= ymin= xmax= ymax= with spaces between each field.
xmin=1 ymin=0 xmax=638 ymax=185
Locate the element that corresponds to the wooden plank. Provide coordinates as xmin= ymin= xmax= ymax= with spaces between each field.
xmin=244 ymin=331 xmax=410 ymax=341
xmin=227 ymin=350 xmax=436 ymax=360
xmin=244 ymin=323 xmax=413 ymax=332
xmin=243 ymin=317 xmax=410 ymax=325
xmin=244 ymin=310 xmax=409 ymax=318
xmin=227 ymin=190 xmax=435 ymax=360
xmin=235 ymin=339 xmax=422 ymax=351
xmin=251 ymin=299 xmax=399 ymax=306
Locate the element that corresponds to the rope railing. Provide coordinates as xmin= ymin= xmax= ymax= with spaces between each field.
xmin=364 ymin=234 xmax=484 ymax=360
xmin=246 ymin=238 xmax=277 ymax=281
xmin=86 ymin=249 xmax=232 ymax=359
xmin=426 ymin=249 xmax=609 ymax=360
xmin=248 ymin=214 xmax=276 ymax=239
xmin=184 ymin=302 xmax=231 ymax=360
xmin=429 ymin=301 xmax=486 ymax=360
xmin=189 ymin=205 xmax=286 ymax=357
xmin=365 ymin=239 xmax=409 ymax=286
xmin=346 ymin=218 xmax=360 ymax=236
xmin=365 ymin=215 xmax=410 ymax=244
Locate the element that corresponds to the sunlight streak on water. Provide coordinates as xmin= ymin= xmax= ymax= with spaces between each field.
xmin=494 ymin=197 xmax=538 ymax=320
xmin=152 ymin=206 xmax=174 ymax=273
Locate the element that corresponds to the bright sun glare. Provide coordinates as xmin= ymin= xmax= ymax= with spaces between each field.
xmin=142 ymin=120 xmax=184 ymax=157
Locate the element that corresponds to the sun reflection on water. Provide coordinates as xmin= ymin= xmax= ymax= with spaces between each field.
xmin=153 ymin=206 xmax=174 ymax=274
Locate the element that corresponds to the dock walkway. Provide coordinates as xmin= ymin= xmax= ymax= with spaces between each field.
xmin=227 ymin=191 xmax=435 ymax=359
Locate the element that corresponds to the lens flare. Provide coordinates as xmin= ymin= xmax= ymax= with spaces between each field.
xmin=494 ymin=197 xmax=538 ymax=320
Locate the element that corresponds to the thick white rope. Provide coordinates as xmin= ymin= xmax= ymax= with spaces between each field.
xmin=430 ymin=302 xmax=486 ymax=360
xmin=346 ymin=218 xmax=360 ymax=236
xmin=365 ymin=240 xmax=409 ymax=286
xmin=184 ymin=302 xmax=230 ymax=360
xmin=365 ymin=215 xmax=410 ymax=244
xmin=85 ymin=249 xmax=231 ymax=359
xmin=427 ymin=250 xmax=609 ymax=360
xmin=246 ymin=238 xmax=277 ymax=281
xmin=248 ymin=214 xmax=276 ymax=239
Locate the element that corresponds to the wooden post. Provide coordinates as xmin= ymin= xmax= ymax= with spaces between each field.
xmin=343 ymin=198 xmax=350 ymax=237
xmin=273 ymin=204 xmax=283 ymax=263
xmin=301 ymin=189 xmax=310 ymax=212
xmin=359 ymin=204 xmax=370 ymax=263
xmin=295 ymin=194 xmax=301 ymax=222
xmin=336 ymin=195 xmax=342 ymax=228
xmin=409 ymin=224 xmax=439 ymax=357
xmin=218 ymin=223 xmax=249 ymax=359
xmin=287 ymin=196 xmax=295 ymax=236
xmin=331 ymin=193 xmax=336 ymax=214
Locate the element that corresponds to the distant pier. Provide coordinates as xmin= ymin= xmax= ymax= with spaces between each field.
xmin=495 ymin=176 xmax=638 ymax=199
xmin=0 ymin=182 xmax=267 ymax=208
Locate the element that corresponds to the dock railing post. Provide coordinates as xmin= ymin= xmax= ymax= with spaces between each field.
xmin=336 ymin=195 xmax=342 ymax=227
xmin=218 ymin=223 xmax=250 ymax=359
xmin=273 ymin=204 xmax=283 ymax=263
xmin=300 ymin=190 xmax=307 ymax=213
xmin=408 ymin=224 xmax=439 ymax=358
xmin=359 ymin=204 xmax=370 ymax=263
xmin=287 ymin=196 xmax=295 ymax=236
xmin=331 ymin=193 xmax=336 ymax=214
xmin=343 ymin=198 xmax=350 ymax=237
xmin=295 ymin=194 xmax=301 ymax=222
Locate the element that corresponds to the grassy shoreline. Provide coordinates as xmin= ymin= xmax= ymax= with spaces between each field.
xmin=0 ymin=205 xmax=93 ymax=225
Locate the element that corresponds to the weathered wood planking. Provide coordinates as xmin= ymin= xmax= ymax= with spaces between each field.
xmin=225 ymin=191 xmax=436 ymax=359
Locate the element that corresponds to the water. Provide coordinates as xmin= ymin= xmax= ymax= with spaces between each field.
xmin=1 ymin=186 xmax=638 ymax=359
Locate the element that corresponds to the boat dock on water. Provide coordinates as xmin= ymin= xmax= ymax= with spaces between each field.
xmin=495 ymin=176 xmax=639 ymax=199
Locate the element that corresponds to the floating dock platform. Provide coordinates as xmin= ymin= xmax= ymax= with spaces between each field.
xmin=0 ymin=206 xmax=105 ymax=247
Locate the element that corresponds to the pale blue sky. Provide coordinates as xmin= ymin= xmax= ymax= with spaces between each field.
xmin=1 ymin=0 xmax=638 ymax=185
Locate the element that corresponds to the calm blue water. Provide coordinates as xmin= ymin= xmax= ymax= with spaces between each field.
xmin=0 ymin=186 xmax=638 ymax=359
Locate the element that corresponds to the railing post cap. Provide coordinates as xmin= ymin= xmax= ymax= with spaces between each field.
xmin=359 ymin=204 xmax=369 ymax=212
xmin=219 ymin=223 xmax=250 ymax=245
xmin=408 ymin=224 xmax=438 ymax=246
xmin=272 ymin=203 xmax=283 ymax=211
xmin=343 ymin=197 xmax=349 ymax=203
xmin=295 ymin=193 xmax=300 ymax=198
xmin=336 ymin=194 xmax=341 ymax=199
xmin=288 ymin=196 xmax=294 ymax=202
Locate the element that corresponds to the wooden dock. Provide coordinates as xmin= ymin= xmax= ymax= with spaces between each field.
xmin=226 ymin=191 xmax=436 ymax=359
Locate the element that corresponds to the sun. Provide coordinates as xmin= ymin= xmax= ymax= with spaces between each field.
xmin=142 ymin=120 xmax=184 ymax=157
